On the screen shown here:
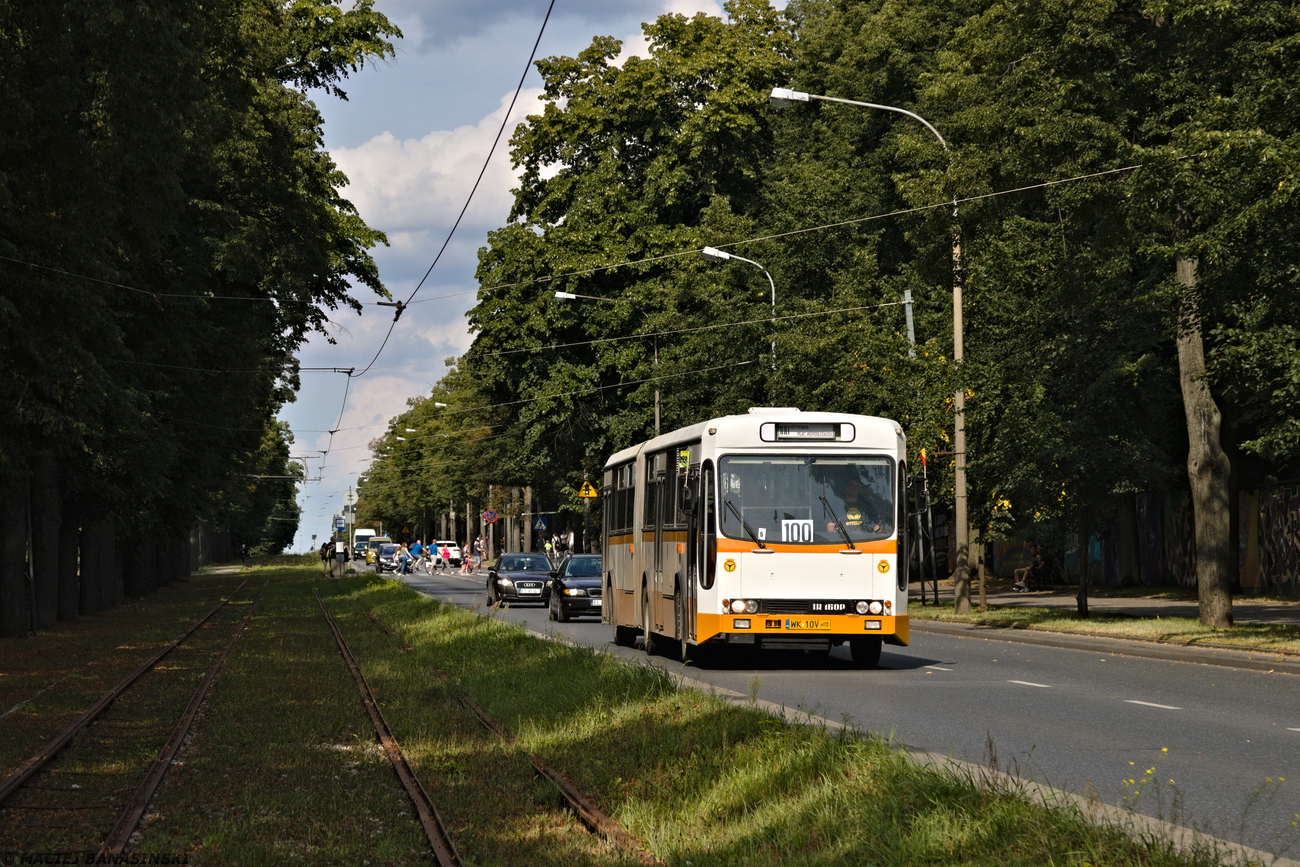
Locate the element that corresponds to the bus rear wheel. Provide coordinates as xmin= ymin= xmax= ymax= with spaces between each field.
xmin=675 ymin=593 xmax=689 ymax=662
xmin=641 ymin=586 xmax=657 ymax=655
xmin=849 ymin=636 xmax=883 ymax=669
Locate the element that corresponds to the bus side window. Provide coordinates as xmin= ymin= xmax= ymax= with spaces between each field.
xmin=897 ymin=461 xmax=908 ymax=590
xmin=702 ymin=462 xmax=717 ymax=590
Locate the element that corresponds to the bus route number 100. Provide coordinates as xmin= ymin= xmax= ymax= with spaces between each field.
xmin=782 ymin=520 xmax=814 ymax=543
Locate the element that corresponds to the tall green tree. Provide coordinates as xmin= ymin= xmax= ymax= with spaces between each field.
xmin=0 ymin=0 xmax=399 ymax=634
xmin=921 ymin=0 xmax=1300 ymax=623
xmin=465 ymin=0 xmax=793 ymax=497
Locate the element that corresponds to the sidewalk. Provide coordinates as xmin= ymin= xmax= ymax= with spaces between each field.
xmin=909 ymin=585 xmax=1300 ymax=676
xmin=913 ymin=584 xmax=1300 ymax=624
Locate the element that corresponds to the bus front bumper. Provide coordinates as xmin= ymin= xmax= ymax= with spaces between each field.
xmin=695 ymin=613 xmax=909 ymax=647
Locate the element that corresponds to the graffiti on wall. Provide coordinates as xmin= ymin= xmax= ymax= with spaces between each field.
xmin=1258 ymin=484 xmax=1300 ymax=596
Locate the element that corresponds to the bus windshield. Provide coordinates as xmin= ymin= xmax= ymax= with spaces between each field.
xmin=718 ymin=454 xmax=894 ymax=544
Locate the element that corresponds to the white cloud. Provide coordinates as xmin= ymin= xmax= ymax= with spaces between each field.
xmin=330 ymin=88 xmax=544 ymax=234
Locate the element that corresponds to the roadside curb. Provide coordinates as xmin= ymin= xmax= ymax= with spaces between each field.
xmin=911 ymin=619 xmax=1300 ymax=677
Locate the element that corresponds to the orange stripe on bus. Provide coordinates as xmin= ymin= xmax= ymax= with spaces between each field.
xmin=714 ymin=538 xmax=897 ymax=554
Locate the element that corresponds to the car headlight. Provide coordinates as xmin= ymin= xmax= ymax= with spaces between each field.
xmin=564 ymin=588 xmax=587 ymax=596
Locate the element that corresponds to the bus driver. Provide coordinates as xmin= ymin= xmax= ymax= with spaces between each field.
xmin=839 ymin=477 xmax=887 ymax=535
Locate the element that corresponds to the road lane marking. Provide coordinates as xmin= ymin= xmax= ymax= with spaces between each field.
xmin=926 ymin=666 xmax=953 ymax=671
xmin=1009 ymin=680 xmax=1052 ymax=688
xmin=1125 ymin=700 xmax=1181 ymax=710
xmin=1289 ymin=727 xmax=1300 ymax=732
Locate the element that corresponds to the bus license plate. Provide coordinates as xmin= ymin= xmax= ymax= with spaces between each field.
xmin=784 ymin=619 xmax=832 ymax=631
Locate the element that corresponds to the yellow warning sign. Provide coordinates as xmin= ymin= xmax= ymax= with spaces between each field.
xmin=578 ymin=482 xmax=599 ymax=498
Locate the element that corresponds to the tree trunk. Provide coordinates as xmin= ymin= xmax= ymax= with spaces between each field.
xmin=80 ymin=520 xmax=101 ymax=616
xmin=1175 ymin=254 xmax=1233 ymax=628
xmin=29 ymin=461 xmax=60 ymax=631
xmin=1076 ymin=507 xmax=1090 ymax=619
xmin=57 ymin=499 xmax=80 ymax=622
xmin=101 ymin=518 xmax=123 ymax=609
xmin=0 ymin=474 xmax=29 ymax=638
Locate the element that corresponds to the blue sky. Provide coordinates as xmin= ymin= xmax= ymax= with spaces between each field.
xmin=281 ymin=1 xmax=736 ymax=550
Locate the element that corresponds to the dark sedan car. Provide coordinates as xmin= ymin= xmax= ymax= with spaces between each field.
xmin=376 ymin=543 xmax=401 ymax=573
xmin=547 ymin=554 xmax=603 ymax=622
xmin=486 ymin=552 xmax=553 ymax=605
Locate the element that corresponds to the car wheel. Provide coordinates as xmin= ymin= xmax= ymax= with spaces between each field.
xmin=553 ymin=593 xmax=569 ymax=623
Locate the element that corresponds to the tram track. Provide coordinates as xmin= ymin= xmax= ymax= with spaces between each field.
xmin=315 ymin=590 xmax=463 ymax=867
xmin=0 ymin=580 xmax=260 ymax=854
xmin=350 ymin=604 xmax=659 ymax=866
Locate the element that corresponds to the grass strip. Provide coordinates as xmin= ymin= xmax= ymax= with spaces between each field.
xmin=3 ymin=564 xmax=1266 ymax=865
xmin=911 ymin=601 xmax=1300 ymax=654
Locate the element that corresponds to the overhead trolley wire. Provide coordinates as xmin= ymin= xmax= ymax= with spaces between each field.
xmin=350 ymin=0 xmax=559 ymax=380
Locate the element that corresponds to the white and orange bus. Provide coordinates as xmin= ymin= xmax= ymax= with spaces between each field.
xmin=602 ymin=407 xmax=909 ymax=667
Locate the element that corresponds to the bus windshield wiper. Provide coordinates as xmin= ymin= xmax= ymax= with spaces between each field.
xmin=820 ymin=496 xmax=856 ymax=550
xmin=724 ymin=498 xmax=766 ymax=549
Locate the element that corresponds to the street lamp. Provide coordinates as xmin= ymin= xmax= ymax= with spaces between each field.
xmin=700 ymin=247 xmax=777 ymax=371
xmin=770 ymin=86 xmax=971 ymax=612
xmin=553 ymin=289 xmax=660 ymax=435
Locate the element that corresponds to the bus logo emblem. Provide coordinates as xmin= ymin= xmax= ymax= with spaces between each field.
xmin=723 ymin=559 xmax=736 ymax=573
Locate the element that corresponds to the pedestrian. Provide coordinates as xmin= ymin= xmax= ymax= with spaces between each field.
xmin=320 ymin=538 xmax=332 ymax=577
xmin=410 ymin=538 xmax=425 ymax=571
xmin=544 ymin=538 xmax=553 ymax=561
xmin=397 ymin=542 xmax=411 ymax=575
xmin=439 ymin=542 xmax=452 ymax=572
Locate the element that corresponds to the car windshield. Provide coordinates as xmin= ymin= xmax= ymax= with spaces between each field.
xmin=564 ymin=557 xmax=602 ymax=577
xmin=501 ymin=554 xmax=550 ymax=572
xmin=718 ymin=454 xmax=895 ymax=544
xmin=379 ymin=544 xmax=398 ymax=556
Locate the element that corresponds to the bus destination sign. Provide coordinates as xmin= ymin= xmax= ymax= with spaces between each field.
xmin=776 ymin=422 xmax=836 ymax=440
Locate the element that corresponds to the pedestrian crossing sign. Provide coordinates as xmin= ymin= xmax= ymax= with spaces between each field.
xmin=578 ymin=482 xmax=598 ymax=498
xmin=533 ymin=518 xmax=547 ymax=530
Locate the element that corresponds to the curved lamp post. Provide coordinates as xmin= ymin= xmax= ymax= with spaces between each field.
xmin=700 ymin=247 xmax=777 ymax=372
xmin=770 ymin=86 xmax=971 ymax=612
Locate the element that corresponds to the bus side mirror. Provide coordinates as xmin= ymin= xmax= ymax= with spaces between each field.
xmin=680 ymin=484 xmax=697 ymax=514
xmin=912 ymin=477 xmax=929 ymax=511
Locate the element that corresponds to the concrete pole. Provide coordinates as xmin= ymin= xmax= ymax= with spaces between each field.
xmin=952 ymin=226 xmax=972 ymax=614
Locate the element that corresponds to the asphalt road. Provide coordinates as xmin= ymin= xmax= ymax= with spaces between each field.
xmin=387 ymin=565 xmax=1299 ymax=858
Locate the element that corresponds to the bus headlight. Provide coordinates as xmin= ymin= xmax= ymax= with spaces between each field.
xmin=868 ymin=601 xmax=884 ymax=615
xmin=728 ymin=599 xmax=758 ymax=614
xmin=855 ymin=600 xmax=870 ymax=615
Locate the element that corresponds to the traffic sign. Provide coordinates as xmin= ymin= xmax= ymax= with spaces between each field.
xmin=344 ymin=488 xmax=357 ymax=505
xmin=483 ymin=509 xmax=498 ymax=524
xmin=333 ymin=516 xmax=345 ymax=530
xmin=533 ymin=517 xmax=547 ymax=531
xmin=578 ymin=482 xmax=598 ymax=498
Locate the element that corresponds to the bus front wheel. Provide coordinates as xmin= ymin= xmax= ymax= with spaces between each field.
xmin=849 ymin=636 xmax=883 ymax=669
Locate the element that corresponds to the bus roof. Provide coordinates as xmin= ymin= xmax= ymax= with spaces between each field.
xmin=604 ymin=407 xmax=903 ymax=470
